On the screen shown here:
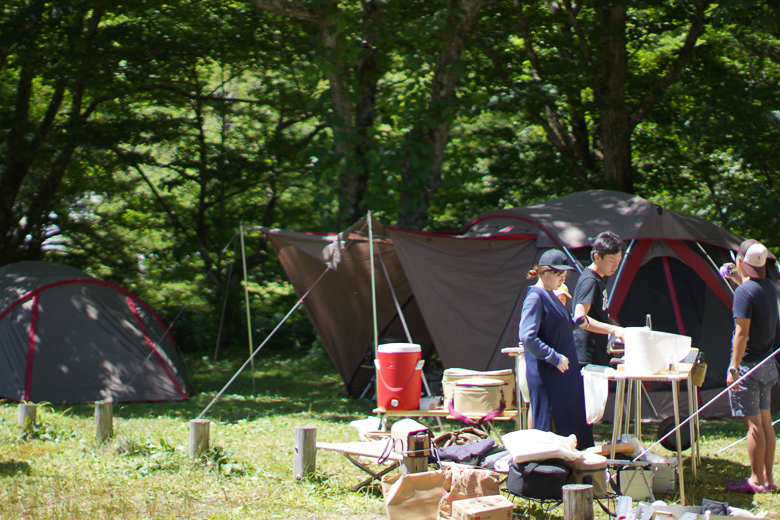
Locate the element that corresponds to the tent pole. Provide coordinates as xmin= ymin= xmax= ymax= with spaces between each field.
xmin=240 ymin=223 xmax=257 ymax=395
xmin=695 ymin=242 xmax=735 ymax=295
xmin=561 ymin=245 xmax=584 ymax=274
xmin=376 ymin=248 xmax=413 ymax=344
xmin=608 ymin=238 xmax=635 ymax=305
xmin=197 ymin=265 xmax=333 ymax=420
xmin=374 ymin=246 xmax=437 ymax=427
xmin=209 ymin=254 xmax=236 ymax=391
xmin=368 ymin=212 xmax=379 ymax=360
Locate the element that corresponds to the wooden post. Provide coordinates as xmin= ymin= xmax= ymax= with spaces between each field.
xmin=189 ymin=419 xmax=210 ymax=457
xmin=563 ymin=483 xmax=593 ymax=520
xmin=18 ymin=403 xmax=37 ymax=430
xmin=293 ymin=426 xmax=317 ymax=480
xmin=401 ymin=432 xmax=429 ymax=474
xmin=94 ymin=401 xmax=113 ymax=442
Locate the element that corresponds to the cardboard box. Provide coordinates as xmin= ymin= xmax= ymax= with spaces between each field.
xmin=452 ymin=495 xmax=513 ymax=520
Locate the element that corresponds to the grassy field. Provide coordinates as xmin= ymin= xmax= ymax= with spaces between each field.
xmin=0 ymin=346 xmax=779 ymax=519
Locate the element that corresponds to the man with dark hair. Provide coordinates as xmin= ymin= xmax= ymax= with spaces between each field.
xmin=723 ymin=239 xmax=778 ymax=493
xmin=572 ymin=231 xmax=625 ymax=368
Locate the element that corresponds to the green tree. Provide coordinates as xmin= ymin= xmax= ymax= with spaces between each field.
xmin=50 ymin=2 xmax=325 ymax=350
xmin=463 ymin=0 xmax=707 ymax=194
xmin=246 ymin=0 xmax=495 ymax=230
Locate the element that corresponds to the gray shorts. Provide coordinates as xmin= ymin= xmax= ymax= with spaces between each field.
xmin=729 ymin=359 xmax=779 ymax=417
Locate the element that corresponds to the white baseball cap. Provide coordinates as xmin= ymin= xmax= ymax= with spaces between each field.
xmin=739 ymin=240 xmax=768 ymax=279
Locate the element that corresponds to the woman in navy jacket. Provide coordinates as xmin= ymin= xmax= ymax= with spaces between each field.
xmin=519 ymin=249 xmax=594 ymax=449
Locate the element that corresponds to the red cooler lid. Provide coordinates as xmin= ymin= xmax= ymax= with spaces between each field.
xmin=378 ymin=343 xmax=421 ymax=353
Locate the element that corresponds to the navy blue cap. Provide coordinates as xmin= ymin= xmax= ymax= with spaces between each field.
xmin=538 ymin=249 xmax=575 ymax=271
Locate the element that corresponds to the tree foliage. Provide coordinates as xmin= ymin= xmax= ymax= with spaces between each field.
xmin=1 ymin=0 xmax=779 ymax=353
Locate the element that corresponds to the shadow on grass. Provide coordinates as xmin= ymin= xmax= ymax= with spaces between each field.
xmin=684 ymin=455 xmax=763 ymax=511
xmin=0 ymin=460 xmax=31 ymax=477
xmin=306 ymin=472 xmax=385 ymax=498
xmin=38 ymin=348 xmax=378 ymax=425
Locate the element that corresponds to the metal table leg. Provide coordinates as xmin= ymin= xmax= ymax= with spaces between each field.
xmin=635 ymin=380 xmax=642 ymax=440
xmin=686 ymin=374 xmax=698 ymax=483
xmin=624 ymin=380 xmax=634 ymax=437
xmin=611 ymin=379 xmax=626 ymax=459
xmin=672 ymin=380 xmax=685 ymax=505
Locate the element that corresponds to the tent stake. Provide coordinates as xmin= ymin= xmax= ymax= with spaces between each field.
xmin=18 ymin=403 xmax=36 ymax=431
xmin=189 ymin=419 xmax=210 ymax=457
xmin=94 ymin=400 xmax=113 ymax=442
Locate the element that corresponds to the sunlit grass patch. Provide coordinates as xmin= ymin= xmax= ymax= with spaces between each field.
xmin=0 ymin=347 xmax=777 ymax=519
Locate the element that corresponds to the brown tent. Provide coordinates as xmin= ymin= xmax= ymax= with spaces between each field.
xmin=259 ymin=190 xmax=776 ymax=400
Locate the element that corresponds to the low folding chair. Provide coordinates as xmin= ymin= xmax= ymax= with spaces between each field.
xmin=316 ymin=439 xmax=403 ymax=491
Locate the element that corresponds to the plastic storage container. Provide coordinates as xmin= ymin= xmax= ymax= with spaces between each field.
xmin=623 ymin=327 xmax=692 ymax=375
xmin=374 ymin=343 xmax=423 ymax=410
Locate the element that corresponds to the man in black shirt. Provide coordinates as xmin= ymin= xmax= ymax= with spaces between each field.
xmin=572 ymin=231 xmax=625 ymax=368
xmin=724 ymin=239 xmax=779 ymax=493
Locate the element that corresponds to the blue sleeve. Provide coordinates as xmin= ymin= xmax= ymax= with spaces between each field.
xmin=519 ymin=292 xmax=562 ymax=366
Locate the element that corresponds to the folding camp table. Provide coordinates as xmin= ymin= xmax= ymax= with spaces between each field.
xmin=606 ymin=349 xmax=701 ymax=505
xmin=316 ymin=439 xmax=403 ymax=491
xmin=373 ymin=407 xmax=519 ymax=434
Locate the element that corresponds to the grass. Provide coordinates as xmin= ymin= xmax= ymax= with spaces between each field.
xmin=0 ymin=346 xmax=779 ymax=519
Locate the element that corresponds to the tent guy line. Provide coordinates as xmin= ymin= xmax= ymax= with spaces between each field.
xmin=196 ymin=221 xmax=370 ymax=420
xmin=628 ymin=344 xmax=780 ymax=466
xmin=113 ymin=232 xmax=242 ymax=403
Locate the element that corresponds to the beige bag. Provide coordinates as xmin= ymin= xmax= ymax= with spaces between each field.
xmin=438 ymin=466 xmax=501 ymax=519
xmin=570 ymin=452 xmax=608 ymax=498
xmin=442 ymin=368 xmax=515 ymax=409
xmin=452 ymin=378 xmax=506 ymax=416
xmin=381 ymin=470 xmax=447 ymax=520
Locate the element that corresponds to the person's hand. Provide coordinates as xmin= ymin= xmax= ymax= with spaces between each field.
xmin=719 ymin=262 xmax=736 ymax=279
xmin=556 ymin=355 xmax=569 ymax=373
xmin=727 ymin=369 xmax=738 ymax=386
xmin=612 ymin=326 xmax=625 ymax=340
xmin=577 ymin=315 xmax=589 ymax=329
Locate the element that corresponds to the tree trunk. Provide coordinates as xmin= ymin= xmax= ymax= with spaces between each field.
xmin=397 ymin=0 xmax=487 ymax=230
xmin=596 ymin=2 xmax=633 ymax=193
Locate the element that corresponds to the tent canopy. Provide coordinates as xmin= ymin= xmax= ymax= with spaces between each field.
xmin=0 ymin=261 xmax=190 ymax=404
xmin=260 ymin=190 xmax=777 ymax=395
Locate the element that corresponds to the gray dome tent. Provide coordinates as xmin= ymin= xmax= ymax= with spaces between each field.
xmin=0 ymin=261 xmax=189 ymax=404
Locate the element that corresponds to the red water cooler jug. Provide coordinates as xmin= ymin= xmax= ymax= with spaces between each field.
xmin=374 ymin=343 xmax=423 ymax=410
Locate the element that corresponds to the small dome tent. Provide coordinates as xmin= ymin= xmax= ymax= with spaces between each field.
xmin=0 ymin=261 xmax=189 ymax=404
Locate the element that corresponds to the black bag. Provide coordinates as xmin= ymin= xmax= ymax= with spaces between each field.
xmin=506 ymin=459 xmax=571 ymax=500
xmin=701 ymin=498 xmax=729 ymax=516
